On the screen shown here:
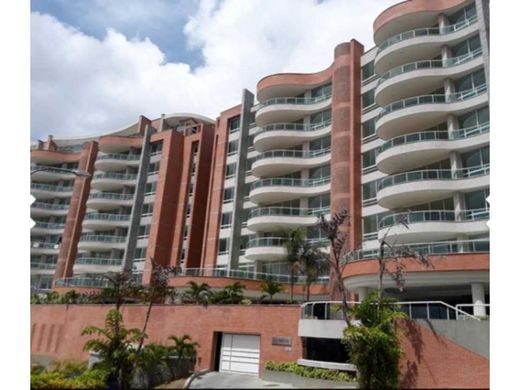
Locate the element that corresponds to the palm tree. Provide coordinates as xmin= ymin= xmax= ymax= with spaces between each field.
xmin=300 ymin=246 xmax=328 ymax=302
xmin=260 ymin=280 xmax=284 ymax=303
xmin=283 ymin=228 xmax=306 ymax=303
xmin=224 ymin=282 xmax=245 ymax=304
xmin=168 ymin=334 xmax=199 ymax=360
xmin=185 ymin=281 xmax=211 ymax=305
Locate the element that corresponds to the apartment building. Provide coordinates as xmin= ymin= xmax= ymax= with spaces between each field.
xmin=31 ymin=0 xmax=489 ymax=315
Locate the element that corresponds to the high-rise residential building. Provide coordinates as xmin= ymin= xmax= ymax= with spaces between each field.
xmin=31 ymin=0 xmax=489 ymax=316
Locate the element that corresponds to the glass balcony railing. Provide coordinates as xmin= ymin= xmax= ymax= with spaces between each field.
xmin=93 ymin=172 xmax=137 ymax=181
xmin=379 ymin=15 xmax=478 ymax=52
xmin=79 ymin=234 xmax=126 ymax=243
xmin=31 ymin=202 xmax=69 ymax=210
xmin=255 ymin=120 xmax=332 ymax=137
xmin=378 ymin=122 xmax=489 ymax=154
xmin=30 ymin=164 xmax=77 ymax=175
xmin=379 ymin=208 xmax=489 ymax=229
xmin=251 ymin=176 xmax=331 ymax=191
xmin=377 ymin=164 xmax=489 ymax=191
xmin=89 ymin=192 xmax=134 ymax=201
xmin=33 ymin=222 xmax=65 ymax=230
xmin=54 ymin=273 xmax=143 ymax=288
xmin=84 ymin=213 xmax=131 ymax=222
xmin=261 ymin=93 xmax=332 ymax=107
xmin=31 ymin=241 xmax=60 ymax=249
xmin=378 ymin=48 xmax=483 ymax=85
xmin=255 ymin=148 xmax=331 ymax=162
xmin=31 ymin=262 xmax=57 ymax=270
xmin=377 ymin=84 xmax=487 ymax=120
xmin=97 ymin=153 xmax=141 ymax=161
xmin=75 ymin=257 xmax=123 ymax=266
xmin=249 ymin=207 xmax=330 ymax=219
xmin=31 ymin=183 xmax=74 ymax=192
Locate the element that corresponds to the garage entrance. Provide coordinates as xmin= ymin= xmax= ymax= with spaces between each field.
xmin=218 ymin=333 xmax=260 ymax=375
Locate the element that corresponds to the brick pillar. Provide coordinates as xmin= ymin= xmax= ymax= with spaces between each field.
xmin=53 ymin=141 xmax=98 ymax=283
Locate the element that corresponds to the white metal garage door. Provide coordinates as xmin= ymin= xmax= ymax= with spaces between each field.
xmin=219 ymin=334 xmax=260 ymax=375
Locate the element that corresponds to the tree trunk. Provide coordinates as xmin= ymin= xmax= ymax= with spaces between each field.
xmin=136 ymin=298 xmax=154 ymax=355
xmin=290 ymin=269 xmax=294 ymax=303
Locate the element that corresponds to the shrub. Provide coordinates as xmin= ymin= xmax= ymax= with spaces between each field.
xmin=31 ymin=368 xmax=108 ymax=389
xmin=265 ymin=361 xmax=355 ymax=382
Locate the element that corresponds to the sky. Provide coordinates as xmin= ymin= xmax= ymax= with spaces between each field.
xmin=31 ymin=0 xmax=397 ymax=140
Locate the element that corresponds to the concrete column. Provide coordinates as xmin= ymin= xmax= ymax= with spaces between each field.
xmin=471 ymin=282 xmax=487 ymax=317
xmin=475 ymin=0 xmax=490 ymax=87
xmin=357 ymin=287 xmax=369 ymax=301
xmin=438 ymin=14 xmax=449 ymax=30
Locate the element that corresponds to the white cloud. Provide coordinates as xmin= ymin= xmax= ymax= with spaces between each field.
xmin=31 ymin=0 xmax=396 ymax=139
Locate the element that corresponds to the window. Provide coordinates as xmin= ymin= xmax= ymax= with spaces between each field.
xmin=311 ymin=83 xmax=332 ymax=98
xmin=138 ymin=225 xmax=150 ymax=239
xmin=362 ymin=61 xmax=375 ymax=81
xmin=362 ymin=181 xmax=377 ymax=206
xmin=150 ymin=141 xmax=163 ymax=155
xmin=362 ymin=118 xmax=376 ymax=141
xmin=141 ymin=203 xmax=154 ymax=217
xmin=185 ymin=204 xmax=191 ymax=217
xmin=183 ymin=225 xmax=189 ymax=239
xmin=244 ymin=182 xmax=252 ymax=199
xmin=362 ymin=89 xmax=375 ymax=110
xmin=223 ymin=187 xmax=234 ymax=203
xmin=144 ymin=182 xmax=157 ymax=195
xmin=451 ymin=34 xmax=481 ymax=57
xmin=309 ymin=164 xmax=331 ymax=179
xmin=454 ymin=69 xmax=486 ymax=92
xmin=310 ymin=109 xmax=331 ymax=125
xmin=225 ymin=162 xmax=237 ymax=178
xmin=218 ymin=238 xmax=230 ymax=255
xmin=227 ymin=140 xmax=238 ymax=155
xmin=308 ymin=194 xmax=330 ymax=210
xmin=465 ymin=189 xmax=489 ymax=210
xmin=363 ymin=215 xmax=378 ymax=240
xmin=134 ymin=247 xmax=147 ymax=260
xmin=309 ymin=136 xmax=331 ymax=151
xmin=458 ymin=106 xmax=489 ymax=128
xmin=221 ymin=212 xmax=232 ymax=229
xmin=240 ymin=235 xmax=254 ymax=253
xmin=461 ymin=146 xmax=489 ymax=168
xmin=247 ymin=134 xmax=254 ymax=150
xmin=362 ymin=149 xmax=377 ymax=173
xmin=409 ymin=197 xmax=454 ymax=212
xmin=148 ymin=162 xmax=160 ymax=175
xmin=448 ymin=3 xmax=477 ymax=24
xmin=246 ymin=159 xmax=253 ymax=174
xmin=228 ymin=116 xmax=241 ymax=133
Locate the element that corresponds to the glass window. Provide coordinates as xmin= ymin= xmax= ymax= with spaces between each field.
xmin=309 ymin=164 xmax=331 ymax=179
xmin=458 ymin=106 xmax=489 ymax=128
xmin=311 ymin=83 xmax=332 ymax=98
xmin=362 ymin=61 xmax=375 ymax=81
xmin=309 ymin=136 xmax=331 ymax=151
xmin=362 ymin=118 xmax=376 ymax=140
xmin=455 ymin=69 xmax=486 ymax=92
xmin=227 ymin=140 xmax=238 ymax=155
xmin=228 ymin=116 xmax=240 ymax=132
xmin=362 ymin=89 xmax=375 ymax=109
xmin=223 ymin=187 xmax=234 ymax=203
xmin=363 ymin=215 xmax=377 ymax=235
xmin=448 ymin=3 xmax=477 ymax=24
xmin=225 ymin=162 xmax=236 ymax=178
xmin=308 ymin=194 xmax=330 ymax=209
xmin=461 ymin=146 xmax=489 ymax=168
xmin=362 ymin=149 xmax=377 ymax=170
xmin=452 ymin=35 xmax=481 ymax=57
xmin=465 ymin=189 xmax=489 ymax=210
xmin=218 ymin=238 xmax=229 ymax=254
xmin=310 ymin=109 xmax=331 ymax=125
xmin=362 ymin=181 xmax=377 ymax=202
xmin=221 ymin=212 xmax=232 ymax=228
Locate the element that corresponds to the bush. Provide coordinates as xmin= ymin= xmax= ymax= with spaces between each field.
xmin=31 ymin=368 xmax=108 ymax=389
xmin=265 ymin=361 xmax=355 ymax=382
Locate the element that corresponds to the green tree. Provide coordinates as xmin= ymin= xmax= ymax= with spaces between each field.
xmin=283 ymin=228 xmax=306 ymax=303
xmin=260 ymin=280 xmax=284 ymax=303
xmin=82 ymin=309 xmax=145 ymax=389
xmin=168 ymin=334 xmax=199 ymax=360
xmin=185 ymin=281 xmax=211 ymax=305
xmin=300 ymin=246 xmax=328 ymax=302
xmin=210 ymin=282 xmax=246 ymax=304
xmin=342 ymin=292 xmax=407 ymax=389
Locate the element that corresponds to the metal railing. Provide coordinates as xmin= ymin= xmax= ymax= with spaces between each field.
xmin=377 ymin=84 xmax=487 ymax=120
xmin=455 ymin=303 xmax=490 ymax=319
xmin=379 ymin=15 xmax=478 ymax=52
xmin=255 ymin=120 xmax=332 ymax=137
xmin=301 ymin=300 xmax=480 ymax=321
xmin=54 ymin=273 xmax=143 ymax=288
xmin=97 ymin=153 xmax=141 ymax=161
xmin=379 ymin=208 xmax=489 ymax=229
xmin=75 ymin=257 xmax=123 ymax=266
xmin=261 ymin=93 xmax=332 ymax=107
xmin=31 ymin=183 xmax=74 ymax=192
xmin=249 ymin=207 xmax=330 ymax=219
xmin=251 ymin=176 xmax=330 ymax=191
xmin=30 ymin=164 xmax=77 ymax=175
xmin=254 ymin=147 xmax=331 ymax=162
xmin=377 ymin=164 xmax=490 ymax=191
xmin=84 ymin=213 xmax=131 ymax=222
xmin=33 ymin=222 xmax=65 ymax=230
xmin=31 ymin=202 xmax=69 ymax=210
xmin=378 ymin=122 xmax=489 ymax=154
xmin=89 ymin=192 xmax=134 ymax=201
xmin=92 ymin=172 xmax=137 ymax=181
xmin=378 ymin=48 xmax=483 ymax=85
xmin=31 ymin=262 xmax=57 ymax=270
xmin=350 ymin=239 xmax=489 ymax=261
xmin=31 ymin=242 xmax=60 ymax=249
xmin=79 ymin=234 xmax=127 ymax=243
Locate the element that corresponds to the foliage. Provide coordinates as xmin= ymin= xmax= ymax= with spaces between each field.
xmin=185 ymin=281 xmax=212 ymax=305
xmin=240 ymin=298 xmax=253 ymax=305
xmin=47 ymin=360 xmax=88 ymax=377
xmin=82 ymin=309 xmax=145 ymax=389
xmin=260 ymin=279 xmax=284 ymax=303
xmin=342 ymin=292 xmax=407 ymax=389
xmin=265 ymin=361 xmax=355 ymax=382
xmin=210 ymin=282 xmax=246 ymax=304
xmin=133 ymin=343 xmax=172 ymax=388
xmin=31 ymin=364 xmax=108 ymax=389
xmin=283 ymin=228 xmax=306 ymax=302
xmin=168 ymin=334 xmax=199 ymax=360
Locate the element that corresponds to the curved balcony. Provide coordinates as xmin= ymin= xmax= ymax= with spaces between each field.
xmin=86 ymin=192 xmax=134 ymax=210
xmin=77 ymin=234 xmax=126 ymax=251
xmin=375 ymin=49 xmax=483 ymax=106
xmin=244 ymin=237 xmax=287 ymax=261
xmin=31 ymin=149 xmax=81 ymax=165
xmin=30 ymin=164 xmax=76 ymax=181
xmin=377 ymin=165 xmax=489 ymax=209
xmin=376 ymin=85 xmax=488 ymax=140
xmin=30 ymin=241 xmax=60 ymax=255
xmin=31 ymin=221 xmax=65 ymax=234
xmin=73 ymin=256 xmax=123 ymax=273
xmin=82 ymin=213 xmax=130 ymax=230
xmin=252 ymin=148 xmax=331 ymax=177
xmin=255 ymin=95 xmax=332 ymax=127
xmin=90 ymin=172 xmax=137 ymax=191
xmin=30 ymin=262 xmax=57 ymax=274
xmin=253 ymin=121 xmax=332 ymax=152
xmin=247 ymin=207 xmax=329 ymax=232
xmin=54 ymin=275 xmax=111 ymax=289
xmin=31 ymin=183 xmax=74 ymax=199
xmin=95 ymin=153 xmax=141 ymax=171
xmin=376 ymin=123 xmax=489 ymax=173
xmin=378 ymin=209 xmax=489 ymax=243
xmin=31 ymin=202 xmax=69 ymax=217
xmin=250 ymin=176 xmax=330 ymax=204
xmin=375 ymin=15 xmax=479 ymax=74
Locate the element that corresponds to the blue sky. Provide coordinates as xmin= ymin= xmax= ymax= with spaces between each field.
xmin=31 ymin=0 xmax=397 ymax=140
